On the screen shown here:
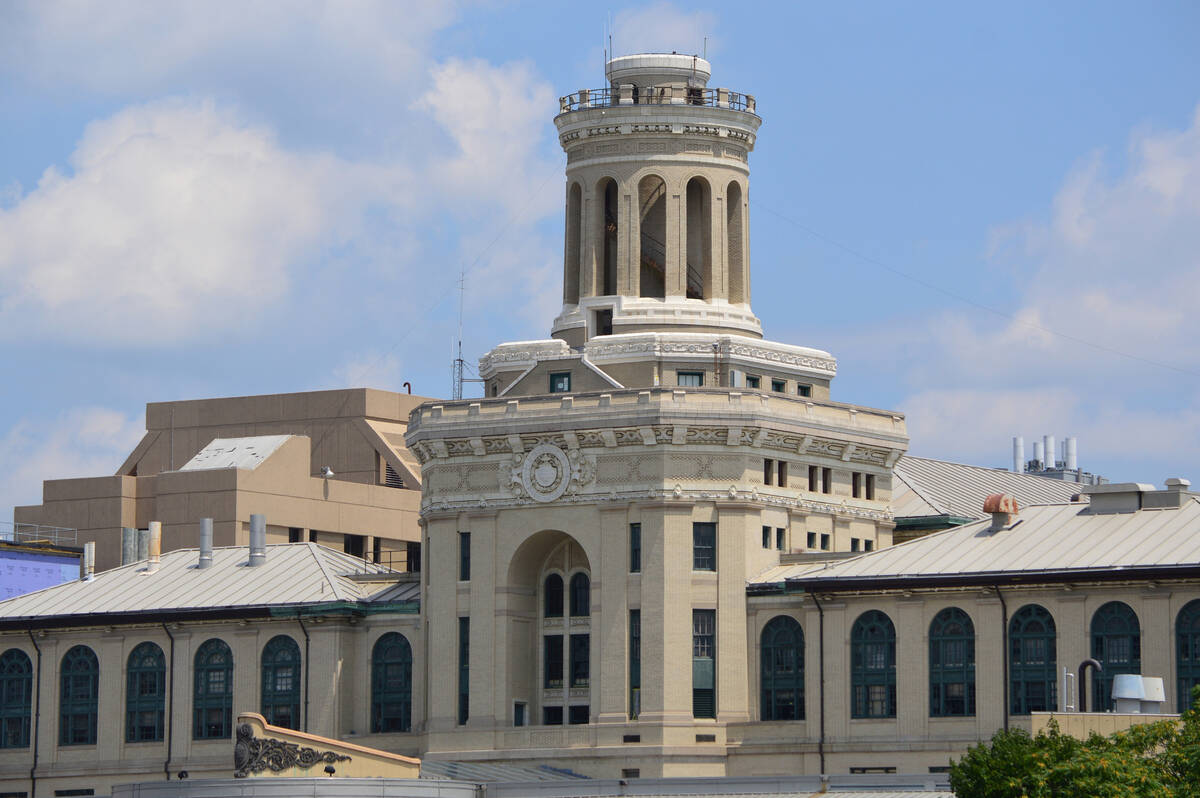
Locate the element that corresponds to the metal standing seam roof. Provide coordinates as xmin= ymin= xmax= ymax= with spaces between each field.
xmin=0 ymin=543 xmax=411 ymax=622
xmin=785 ymin=496 xmax=1200 ymax=586
xmin=891 ymin=455 xmax=1085 ymax=520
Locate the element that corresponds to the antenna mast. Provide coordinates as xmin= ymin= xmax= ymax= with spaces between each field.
xmin=452 ymin=269 xmax=466 ymax=400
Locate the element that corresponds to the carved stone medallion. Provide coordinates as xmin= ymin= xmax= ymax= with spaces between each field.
xmin=521 ymin=443 xmax=572 ymax=502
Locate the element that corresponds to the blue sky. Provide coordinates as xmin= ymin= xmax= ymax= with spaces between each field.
xmin=2 ymin=0 xmax=1199 ymax=518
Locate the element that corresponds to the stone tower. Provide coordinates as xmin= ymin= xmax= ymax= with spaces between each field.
xmin=407 ymin=53 xmax=908 ymax=777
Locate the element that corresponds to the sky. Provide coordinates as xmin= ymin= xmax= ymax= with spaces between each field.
xmin=2 ymin=0 xmax=1199 ymax=519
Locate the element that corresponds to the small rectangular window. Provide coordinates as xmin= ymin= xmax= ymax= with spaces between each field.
xmin=763 ymin=458 xmax=774 ymax=485
xmin=820 ymin=533 xmax=831 ymax=551
xmin=808 ymin=465 xmax=819 ymax=492
xmin=745 ymin=375 xmax=760 ymax=389
xmin=797 ymin=384 xmax=812 ymax=397
xmin=866 ymin=474 xmax=876 ymax=500
xmin=677 ymin=371 xmax=704 ymax=387
xmin=544 ymin=636 xmax=564 ymax=688
xmin=568 ymin=705 xmax=589 ymax=725
xmin=287 ymin=527 xmax=302 ymax=543
xmin=771 ymin=379 xmax=786 ymax=392
xmin=852 ymin=473 xmax=862 ymax=499
xmin=806 ymin=531 xmax=817 ymax=549
xmin=776 ymin=528 xmax=785 ymax=551
xmin=459 ymin=531 xmax=471 ymax=581
xmin=778 ymin=461 xmax=788 ymax=487
xmin=692 ymin=523 xmax=716 ymax=571
xmin=622 ymin=734 xmax=640 ymax=743
xmin=864 ymin=539 xmax=874 ymax=552
xmin=549 ymin=372 xmax=571 ymax=393
xmin=513 ymin=702 xmax=526 ymax=727
xmin=851 ymin=538 xmax=860 ymax=552
xmin=543 ymin=706 xmax=563 ymax=725
xmin=822 ymin=467 xmax=832 ymax=495
xmin=621 ymin=768 xmax=641 ymax=778
xmin=762 ymin=525 xmax=771 ymax=549
xmin=629 ymin=523 xmax=641 ymax=573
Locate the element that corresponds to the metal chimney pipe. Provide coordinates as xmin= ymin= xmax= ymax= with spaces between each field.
xmin=148 ymin=521 xmax=162 ymax=568
xmin=248 ymin=514 xmax=267 ymax=567
xmin=1012 ymin=436 xmax=1025 ymax=473
xmin=1065 ymin=437 xmax=1078 ymax=471
xmin=121 ymin=527 xmax=137 ymax=566
xmin=1044 ymin=435 xmax=1056 ymax=469
xmin=198 ymin=518 xmax=214 ymax=570
xmin=1032 ymin=441 xmax=1044 ymax=470
xmin=80 ymin=541 xmax=95 ymax=581
xmin=137 ymin=527 xmax=150 ymax=561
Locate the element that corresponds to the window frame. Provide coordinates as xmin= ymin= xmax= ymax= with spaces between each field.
xmin=0 ymin=648 xmax=32 ymax=749
xmin=929 ymin=608 xmax=976 ymax=717
xmin=850 ymin=611 xmax=896 ymax=719
xmin=1009 ymin=604 xmax=1057 ymax=715
xmin=569 ymin=572 xmax=590 ymax=617
xmin=543 ymin=573 xmax=564 ymax=618
xmin=676 ymin=371 xmax=704 ymax=387
xmin=771 ymin=378 xmax=786 ymax=393
xmin=59 ymin=645 xmax=99 ymax=746
xmin=458 ymin=531 xmax=471 ymax=581
xmin=1091 ymin=601 xmax=1141 ymax=712
xmin=569 ymin=634 xmax=590 ymax=688
xmin=192 ymin=638 xmax=234 ymax=740
xmin=629 ymin=523 xmax=641 ymax=573
xmin=549 ymin=372 xmax=571 ymax=393
xmin=260 ymin=635 xmax=302 ymax=730
xmin=760 ymin=616 xmax=804 ymax=721
xmin=370 ymin=632 xmax=413 ymax=733
xmin=125 ymin=642 xmax=166 ymax=743
xmin=1177 ymin=600 xmax=1200 ymax=712
xmin=692 ymin=522 xmax=716 ymax=571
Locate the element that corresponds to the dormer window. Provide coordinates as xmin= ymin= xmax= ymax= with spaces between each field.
xmin=550 ymin=372 xmax=571 ymax=393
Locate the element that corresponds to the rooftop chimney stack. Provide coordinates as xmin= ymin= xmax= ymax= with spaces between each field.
xmin=1065 ymin=436 xmax=1078 ymax=471
xmin=249 ymin=514 xmax=267 ymax=567
xmin=1044 ymin=435 xmax=1056 ymax=469
xmin=121 ymin=527 xmax=137 ymax=566
xmin=147 ymin=521 xmax=162 ymax=569
xmin=137 ymin=527 xmax=150 ymax=561
xmin=80 ymin=541 xmax=95 ymax=581
xmin=1012 ymin=436 xmax=1025 ymax=473
xmin=198 ymin=518 xmax=214 ymax=570
xmin=1032 ymin=440 xmax=1044 ymax=470
xmin=984 ymin=493 xmax=1019 ymax=531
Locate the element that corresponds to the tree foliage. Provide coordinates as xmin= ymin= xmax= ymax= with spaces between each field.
xmin=950 ymin=688 xmax=1200 ymax=797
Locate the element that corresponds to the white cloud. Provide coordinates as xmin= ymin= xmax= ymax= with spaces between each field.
xmin=611 ymin=2 xmax=717 ymax=59
xmin=0 ymin=99 xmax=407 ymax=344
xmin=0 ymin=408 xmax=145 ymax=520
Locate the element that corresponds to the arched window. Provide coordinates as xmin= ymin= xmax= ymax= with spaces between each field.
xmin=193 ymin=639 xmax=233 ymax=739
xmin=1010 ymin=604 xmax=1057 ymax=714
xmin=1178 ymin=600 xmax=1200 ymax=712
xmin=569 ymin=572 xmax=590 ymax=617
xmin=598 ymin=178 xmax=618 ymax=296
xmin=850 ymin=610 xmax=896 ymax=718
xmin=760 ymin=616 xmax=804 ymax=720
xmin=544 ymin=574 xmax=564 ymax=618
xmin=0 ymin=649 xmax=32 ymax=749
xmin=1091 ymin=601 xmax=1140 ymax=712
xmin=638 ymin=175 xmax=667 ymax=298
xmin=59 ymin=645 xmax=98 ymax=745
xmin=371 ymin=633 xmax=413 ymax=733
xmin=564 ymin=183 xmax=582 ymax=304
xmin=685 ymin=177 xmax=712 ymax=299
xmin=125 ymin=642 xmax=166 ymax=742
xmin=261 ymin=636 xmax=301 ymax=729
xmin=929 ymin=608 xmax=975 ymax=717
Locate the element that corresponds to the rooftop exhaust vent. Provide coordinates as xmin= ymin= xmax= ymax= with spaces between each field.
xmin=983 ymin=493 xmax=1019 ymax=531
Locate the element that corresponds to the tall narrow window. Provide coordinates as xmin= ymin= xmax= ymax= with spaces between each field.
xmin=685 ymin=177 xmax=711 ymax=299
xmin=629 ymin=523 xmax=641 ymax=573
xmin=777 ymin=461 xmax=788 ymax=487
xmin=1092 ymin=601 xmax=1140 ymax=712
xmin=850 ymin=611 xmax=896 ymax=719
xmin=1009 ymin=604 xmax=1057 ymax=714
xmin=458 ymin=617 xmax=470 ymax=725
xmin=865 ymin=474 xmax=876 ymax=500
xmin=638 ymin=175 xmax=667 ymax=298
xmin=763 ymin=458 xmax=774 ymax=485
xmin=629 ymin=610 xmax=641 ymax=719
xmin=808 ymin=466 xmax=819 ymax=492
xmin=760 ymin=616 xmax=804 ymax=720
xmin=371 ymin=633 xmax=413 ymax=733
xmin=693 ymin=522 xmax=716 ymax=571
xmin=693 ymin=610 xmax=716 ymax=718
xmin=1177 ymin=600 xmax=1200 ymax=712
xmin=0 ymin=649 xmax=32 ymax=749
xmin=59 ymin=645 xmax=99 ymax=745
xmin=459 ymin=532 xmax=471 ymax=581
xmin=851 ymin=473 xmax=862 ymax=498
xmin=600 ymin=178 xmax=618 ymax=296
xmin=569 ymin=572 xmax=590 ymax=617
xmin=822 ymin=468 xmax=832 ymax=495
xmin=762 ymin=526 xmax=771 ymax=549
xmin=125 ymin=642 xmax=166 ymax=742
xmin=776 ymin=528 xmax=785 ymax=551
xmin=929 ymin=608 xmax=975 ymax=717
xmin=193 ymin=639 xmax=233 ymax=739
xmin=544 ymin=636 xmax=563 ymax=688
xmin=564 ymin=182 xmax=582 ymax=304
xmin=544 ymin=574 xmax=564 ymax=617
xmin=261 ymin=635 xmax=301 ymax=730
xmin=570 ymin=634 xmax=590 ymax=689
xmin=726 ymin=182 xmax=744 ymax=303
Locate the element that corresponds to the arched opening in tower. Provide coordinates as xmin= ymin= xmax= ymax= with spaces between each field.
xmin=686 ymin=177 xmax=712 ymax=300
xmin=599 ymin=178 xmax=618 ymax=296
xmin=727 ymin=181 xmax=745 ymax=304
xmin=564 ymin=182 xmax=581 ymax=304
xmin=638 ymin=174 xmax=667 ymax=299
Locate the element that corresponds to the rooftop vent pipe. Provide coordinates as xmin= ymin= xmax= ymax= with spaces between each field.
xmin=79 ymin=541 xmax=95 ymax=581
xmin=984 ymin=494 xmax=1019 ymax=531
xmin=198 ymin=518 xmax=213 ymax=570
xmin=147 ymin=521 xmax=162 ymax=570
xmin=137 ymin=527 xmax=150 ymax=561
xmin=1012 ymin=436 xmax=1025 ymax=474
xmin=1044 ymin=435 xmax=1056 ymax=469
xmin=1032 ymin=441 xmax=1044 ymax=470
xmin=1065 ymin=436 xmax=1078 ymax=471
xmin=121 ymin=527 xmax=137 ymax=566
xmin=248 ymin=514 xmax=267 ymax=567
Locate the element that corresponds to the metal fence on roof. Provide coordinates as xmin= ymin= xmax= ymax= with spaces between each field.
xmin=0 ymin=520 xmax=77 ymax=546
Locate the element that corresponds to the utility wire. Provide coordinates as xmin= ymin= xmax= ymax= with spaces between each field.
xmin=754 ymin=201 xmax=1200 ymax=380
